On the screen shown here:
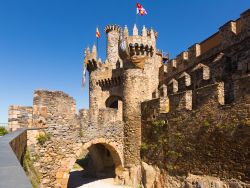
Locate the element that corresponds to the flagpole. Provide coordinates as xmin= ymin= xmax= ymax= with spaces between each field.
xmin=136 ymin=13 xmax=138 ymax=26
xmin=96 ymin=37 xmax=98 ymax=58
xmin=135 ymin=2 xmax=138 ymax=26
xmin=96 ymin=26 xmax=99 ymax=58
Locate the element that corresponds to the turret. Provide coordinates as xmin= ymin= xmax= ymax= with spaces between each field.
xmin=122 ymin=25 xmax=161 ymax=173
xmin=84 ymin=44 xmax=102 ymax=72
xmin=124 ymin=25 xmax=129 ymax=38
xmin=133 ymin=24 xmax=138 ymax=36
xmin=92 ymin=44 xmax=97 ymax=60
xmin=104 ymin=24 xmax=122 ymax=67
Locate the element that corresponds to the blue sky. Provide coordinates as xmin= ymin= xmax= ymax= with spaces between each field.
xmin=0 ymin=0 xmax=249 ymax=123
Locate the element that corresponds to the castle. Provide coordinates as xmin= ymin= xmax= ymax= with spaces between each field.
xmin=8 ymin=9 xmax=250 ymax=188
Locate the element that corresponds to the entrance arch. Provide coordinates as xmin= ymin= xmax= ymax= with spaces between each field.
xmin=58 ymin=138 xmax=124 ymax=188
xmin=81 ymin=138 xmax=124 ymax=174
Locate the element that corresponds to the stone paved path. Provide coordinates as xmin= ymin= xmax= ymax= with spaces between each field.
xmin=68 ymin=170 xmax=130 ymax=188
xmin=76 ymin=178 xmax=130 ymax=188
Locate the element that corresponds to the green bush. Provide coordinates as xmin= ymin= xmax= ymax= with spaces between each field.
xmin=36 ymin=132 xmax=51 ymax=145
xmin=141 ymin=142 xmax=149 ymax=151
xmin=243 ymin=119 xmax=250 ymax=127
xmin=152 ymin=119 xmax=165 ymax=127
xmin=0 ymin=126 xmax=8 ymax=136
xmin=167 ymin=150 xmax=182 ymax=158
xmin=203 ymin=120 xmax=210 ymax=127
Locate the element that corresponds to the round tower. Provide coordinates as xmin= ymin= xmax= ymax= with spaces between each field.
xmin=122 ymin=24 xmax=160 ymax=174
xmin=104 ymin=25 xmax=122 ymax=66
xmin=123 ymin=68 xmax=150 ymax=167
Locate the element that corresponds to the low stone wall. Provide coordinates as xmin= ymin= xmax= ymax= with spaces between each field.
xmin=0 ymin=129 xmax=32 ymax=188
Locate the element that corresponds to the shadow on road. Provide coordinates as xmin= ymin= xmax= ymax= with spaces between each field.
xmin=67 ymin=170 xmax=103 ymax=188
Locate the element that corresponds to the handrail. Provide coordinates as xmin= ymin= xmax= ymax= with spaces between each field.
xmin=0 ymin=128 xmax=32 ymax=188
xmin=0 ymin=123 xmax=8 ymax=127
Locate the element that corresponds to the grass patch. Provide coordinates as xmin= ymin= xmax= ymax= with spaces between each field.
xmin=36 ymin=132 xmax=51 ymax=145
xmin=203 ymin=120 xmax=210 ymax=127
xmin=243 ymin=119 xmax=250 ymax=127
xmin=152 ymin=119 xmax=165 ymax=127
xmin=23 ymin=149 xmax=41 ymax=188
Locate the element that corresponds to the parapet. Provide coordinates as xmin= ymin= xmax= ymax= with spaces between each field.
xmin=192 ymin=82 xmax=225 ymax=108
xmin=125 ymin=24 xmax=157 ymax=54
xmin=104 ymin=24 xmax=122 ymax=33
xmin=164 ymin=9 xmax=250 ymax=76
xmin=141 ymin=97 xmax=169 ymax=121
xmin=168 ymin=90 xmax=192 ymax=112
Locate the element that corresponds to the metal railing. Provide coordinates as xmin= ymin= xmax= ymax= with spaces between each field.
xmin=0 ymin=123 xmax=8 ymax=127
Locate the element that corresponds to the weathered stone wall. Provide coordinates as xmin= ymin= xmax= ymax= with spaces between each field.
xmin=26 ymin=90 xmax=125 ymax=188
xmin=141 ymin=98 xmax=169 ymax=121
xmin=168 ymin=90 xmax=192 ymax=111
xmin=142 ymin=77 xmax=250 ymax=184
xmin=27 ymin=90 xmax=80 ymax=187
xmin=32 ymin=90 xmax=77 ymax=129
xmin=141 ymin=9 xmax=250 ymax=186
xmin=8 ymin=106 xmax=33 ymax=131
xmin=141 ymin=8 xmax=250 ymax=183
xmin=141 ymin=162 xmax=249 ymax=188
xmin=192 ymin=82 xmax=225 ymax=108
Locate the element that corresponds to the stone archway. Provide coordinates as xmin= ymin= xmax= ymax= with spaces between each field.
xmin=55 ymin=138 xmax=124 ymax=188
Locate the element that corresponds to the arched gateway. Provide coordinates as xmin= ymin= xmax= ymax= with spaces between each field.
xmin=55 ymin=138 xmax=124 ymax=188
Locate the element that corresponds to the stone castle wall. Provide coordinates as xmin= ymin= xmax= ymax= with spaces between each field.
xmin=141 ymin=9 xmax=250 ymax=184
xmin=8 ymin=106 xmax=33 ymax=131
xmin=21 ymin=90 xmax=125 ymax=188
xmin=141 ymin=82 xmax=250 ymax=182
xmin=32 ymin=90 xmax=77 ymax=129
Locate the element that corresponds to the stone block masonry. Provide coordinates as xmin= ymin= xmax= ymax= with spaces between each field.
xmin=8 ymin=106 xmax=33 ymax=131
xmin=141 ymin=90 xmax=250 ymax=183
xmin=32 ymin=90 xmax=77 ymax=129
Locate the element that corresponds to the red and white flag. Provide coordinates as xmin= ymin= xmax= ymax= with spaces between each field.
xmin=96 ymin=27 xmax=100 ymax=39
xmin=136 ymin=3 xmax=147 ymax=16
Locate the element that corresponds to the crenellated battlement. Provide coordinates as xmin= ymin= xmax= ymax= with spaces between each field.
xmin=164 ymin=9 xmax=250 ymax=77
xmin=125 ymin=25 xmax=157 ymax=53
xmin=104 ymin=24 xmax=122 ymax=33
xmin=84 ymin=45 xmax=102 ymax=72
xmin=147 ymin=9 xmax=250 ymax=117
xmin=84 ymin=9 xmax=250 ymax=121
